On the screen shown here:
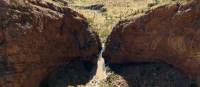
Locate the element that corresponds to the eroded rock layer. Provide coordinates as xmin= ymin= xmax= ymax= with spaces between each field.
xmin=0 ymin=0 xmax=101 ymax=87
xmin=103 ymin=0 xmax=200 ymax=85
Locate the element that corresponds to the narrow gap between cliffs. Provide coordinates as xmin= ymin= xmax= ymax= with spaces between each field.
xmin=40 ymin=0 xmax=197 ymax=87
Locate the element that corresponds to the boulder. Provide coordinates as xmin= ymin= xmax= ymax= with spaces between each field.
xmin=0 ymin=0 xmax=101 ymax=87
xmin=103 ymin=0 xmax=200 ymax=85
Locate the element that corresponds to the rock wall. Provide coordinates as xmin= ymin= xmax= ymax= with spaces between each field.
xmin=103 ymin=0 xmax=200 ymax=85
xmin=0 ymin=0 xmax=101 ymax=87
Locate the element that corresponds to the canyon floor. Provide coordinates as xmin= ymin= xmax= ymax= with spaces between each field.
xmin=46 ymin=48 xmax=197 ymax=87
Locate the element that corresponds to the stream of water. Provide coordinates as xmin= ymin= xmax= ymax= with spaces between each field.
xmin=85 ymin=44 xmax=107 ymax=87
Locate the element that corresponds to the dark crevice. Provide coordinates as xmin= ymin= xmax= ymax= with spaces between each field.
xmin=39 ymin=60 xmax=97 ymax=87
xmin=59 ymin=15 xmax=65 ymax=35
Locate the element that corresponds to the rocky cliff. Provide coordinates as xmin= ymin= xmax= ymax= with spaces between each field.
xmin=0 ymin=0 xmax=101 ymax=87
xmin=103 ymin=0 xmax=200 ymax=85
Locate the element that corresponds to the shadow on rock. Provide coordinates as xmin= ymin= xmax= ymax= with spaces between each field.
xmin=39 ymin=60 xmax=97 ymax=87
xmin=108 ymin=62 xmax=198 ymax=87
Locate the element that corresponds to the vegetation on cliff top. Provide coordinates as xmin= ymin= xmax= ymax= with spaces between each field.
xmin=68 ymin=0 xmax=186 ymax=43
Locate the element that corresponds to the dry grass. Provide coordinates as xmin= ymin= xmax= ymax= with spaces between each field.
xmin=69 ymin=0 xmax=186 ymax=42
xmin=9 ymin=0 xmax=186 ymax=42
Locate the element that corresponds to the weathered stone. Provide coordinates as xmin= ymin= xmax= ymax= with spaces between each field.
xmin=103 ymin=0 xmax=200 ymax=85
xmin=0 ymin=0 xmax=101 ymax=87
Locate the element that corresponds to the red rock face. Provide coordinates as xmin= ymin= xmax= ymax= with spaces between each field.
xmin=103 ymin=0 xmax=200 ymax=85
xmin=0 ymin=0 xmax=101 ymax=87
